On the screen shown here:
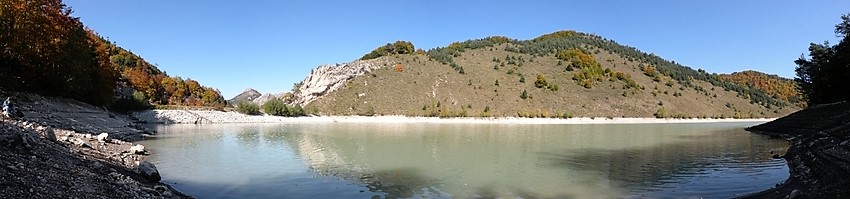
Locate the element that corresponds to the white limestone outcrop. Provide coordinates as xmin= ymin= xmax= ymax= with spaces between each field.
xmin=290 ymin=57 xmax=393 ymax=106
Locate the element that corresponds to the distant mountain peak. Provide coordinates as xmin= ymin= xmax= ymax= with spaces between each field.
xmin=228 ymin=88 xmax=262 ymax=105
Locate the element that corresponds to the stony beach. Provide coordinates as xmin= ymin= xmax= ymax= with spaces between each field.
xmin=0 ymin=93 xmax=189 ymax=199
xmin=133 ymin=109 xmax=774 ymax=125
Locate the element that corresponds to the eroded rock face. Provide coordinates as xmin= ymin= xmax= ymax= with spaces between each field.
xmin=290 ymin=58 xmax=393 ymax=106
xmin=251 ymin=93 xmax=279 ymax=106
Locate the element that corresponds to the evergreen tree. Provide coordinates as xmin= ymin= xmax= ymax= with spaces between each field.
xmin=795 ymin=14 xmax=850 ymax=105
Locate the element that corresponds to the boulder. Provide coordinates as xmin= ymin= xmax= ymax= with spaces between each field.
xmin=136 ymin=161 xmax=161 ymax=182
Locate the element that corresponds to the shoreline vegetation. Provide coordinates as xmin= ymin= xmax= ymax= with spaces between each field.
xmin=132 ymin=109 xmax=774 ymax=124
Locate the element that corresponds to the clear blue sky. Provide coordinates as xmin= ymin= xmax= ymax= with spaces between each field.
xmin=65 ymin=0 xmax=849 ymax=99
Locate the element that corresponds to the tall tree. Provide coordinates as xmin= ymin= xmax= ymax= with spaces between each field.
xmin=795 ymin=14 xmax=850 ymax=105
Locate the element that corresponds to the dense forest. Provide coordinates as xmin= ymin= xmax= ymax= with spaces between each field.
xmin=795 ymin=14 xmax=850 ymax=105
xmin=0 ymin=0 xmax=225 ymax=109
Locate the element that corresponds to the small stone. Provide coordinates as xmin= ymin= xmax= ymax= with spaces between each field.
xmin=129 ymin=144 xmax=146 ymax=154
xmin=96 ymin=133 xmax=109 ymax=143
xmin=70 ymin=138 xmax=88 ymax=148
xmin=789 ymin=189 xmax=801 ymax=199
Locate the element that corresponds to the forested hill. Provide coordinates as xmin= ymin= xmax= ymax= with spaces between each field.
xmin=0 ymin=0 xmax=225 ymax=109
xmin=719 ymin=70 xmax=804 ymax=107
xmin=300 ymin=31 xmax=801 ymax=118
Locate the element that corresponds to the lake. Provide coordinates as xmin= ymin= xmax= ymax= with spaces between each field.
xmin=138 ymin=122 xmax=789 ymax=199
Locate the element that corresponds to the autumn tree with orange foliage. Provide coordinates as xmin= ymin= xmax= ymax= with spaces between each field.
xmin=0 ymin=0 xmax=115 ymax=105
xmin=720 ymin=71 xmax=804 ymax=107
xmin=0 ymin=0 xmax=225 ymax=108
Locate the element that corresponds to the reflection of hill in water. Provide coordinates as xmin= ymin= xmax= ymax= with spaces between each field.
xmin=267 ymin=123 xmax=788 ymax=198
xmin=272 ymin=125 xmax=440 ymax=198
xmin=543 ymin=128 xmax=788 ymax=192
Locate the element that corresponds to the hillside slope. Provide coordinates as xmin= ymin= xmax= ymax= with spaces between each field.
xmin=295 ymin=31 xmax=800 ymax=118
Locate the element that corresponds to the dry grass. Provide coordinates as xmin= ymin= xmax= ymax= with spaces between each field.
xmin=310 ymin=44 xmax=799 ymax=118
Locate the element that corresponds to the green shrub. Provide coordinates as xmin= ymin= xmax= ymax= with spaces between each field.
xmin=109 ymin=91 xmax=151 ymax=113
xmin=520 ymin=90 xmax=529 ymax=99
xmin=360 ymin=41 xmax=415 ymax=60
xmin=654 ymin=107 xmax=667 ymax=118
xmin=289 ymin=105 xmax=305 ymax=116
xmin=548 ymin=84 xmax=559 ymax=91
xmin=263 ymin=98 xmax=288 ymax=116
xmin=261 ymin=98 xmax=304 ymax=117
xmin=237 ymin=101 xmax=261 ymax=115
xmin=560 ymin=112 xmax=573 ymax=119
xmin=360 ymin=106 xmax=375 ymax=116
xmin=534 ymin=75 xmax=548 ymax=88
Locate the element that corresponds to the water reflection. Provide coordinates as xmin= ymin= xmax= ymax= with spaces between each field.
xmin=140 ymin=122 xmax=788 ymax=199
xmin=543 ymin=128 xmax=788 ymax=198
xmin=236 ymin=126 xmax=260 ymax=147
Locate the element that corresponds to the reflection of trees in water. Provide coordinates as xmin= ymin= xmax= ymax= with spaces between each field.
xmin=542 ymin=129 xmax=788 ymax=189
xmin=235 ymin=126 xmax=260 ymax=146
xmin=260 ymin=124 xmax=302 ymax=148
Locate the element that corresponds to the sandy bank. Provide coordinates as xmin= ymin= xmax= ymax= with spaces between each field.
xmin=133 ymin=110 xmax=774 ymax=124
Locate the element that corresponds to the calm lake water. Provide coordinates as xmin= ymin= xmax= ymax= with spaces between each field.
xmin=139 ymin=122 xmax=789 ymax=199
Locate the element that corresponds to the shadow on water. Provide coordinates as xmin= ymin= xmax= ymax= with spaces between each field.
xmin=541 ymin=128 xmax=789 ymax=198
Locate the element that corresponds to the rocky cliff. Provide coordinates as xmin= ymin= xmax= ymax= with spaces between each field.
xmin=251 ymin=93 xmax=279 ymax=106
xmin=290 ymin=57 xmax=394 ymax=106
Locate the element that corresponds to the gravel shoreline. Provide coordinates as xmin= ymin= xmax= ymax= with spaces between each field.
xmin=133 ymin=109 xmax=775 ymax=124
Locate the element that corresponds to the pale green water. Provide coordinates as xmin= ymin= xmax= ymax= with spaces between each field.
xmin=139 ymin=122 xmax=788 ymax=199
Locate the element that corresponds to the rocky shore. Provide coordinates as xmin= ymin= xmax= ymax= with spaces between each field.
xmin=0 ymin=93 xmax=189 ymax=198
xmin=743 ymin=102 xmax=850 ymax=199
